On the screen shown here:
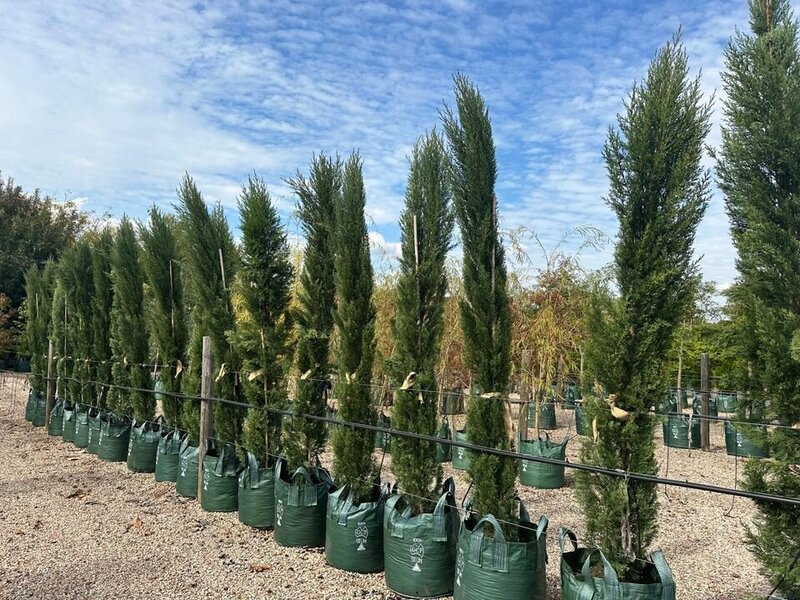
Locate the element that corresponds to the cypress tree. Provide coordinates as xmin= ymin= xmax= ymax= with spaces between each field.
xmin=23 ymin=264 xmax=51 ymax=392
xmin=66 ymin=239 xmax=95 ymax=405
xmin=91 ymin=229 xmax=115 ymax=409
xmin=139 ymin=208 xmax=187 ymax=428
xmin=109 ymin=218 xmax=152 ymax=420
xmin=391 ymin=132 xmax=453 ymax=510
xmin=233 ymin=175 xmax=293 ymax=466
xmin=176 ymin=174 xmax=241 ymax=444
xmin=718 ymin=1 xmax=800 ymax=591
xmin=576 ymin=37 xmax=710 ymax=575
xmin=330 ymin=152 xmax=377 ymax=500
xmin=49 ymin=276 xmax=68 ymax=399
xmin=442 ymin=74 xmax=516 ymax=533
xmin=283 ymin=155 xmax=339 ymax=471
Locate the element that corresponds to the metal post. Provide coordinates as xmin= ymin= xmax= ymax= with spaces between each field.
xmin=700 ymin=352 xmax=710 ymax=451
xmin=197 ymin=336 xmax=214 ymax=500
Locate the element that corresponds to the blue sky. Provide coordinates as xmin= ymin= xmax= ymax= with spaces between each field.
xmin=0 ymin=0 xmax=774 ymax=290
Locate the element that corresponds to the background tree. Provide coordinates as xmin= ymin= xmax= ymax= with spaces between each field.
xmin=283 ymin=155 xmax=339 ymax=471
xmin=140 ymin=209 xmax=187 ymax=428
xmin=109 ymin=218 xmax=152 ymax=420
xmin=391 ymin=132 xmax=453 ymax=511
xmin=176 ymin=174 xmax=241 ymax=444
xmin=577 ymin=37 xmax=711 ymax=575
xmin=232 ymin=176 xmax=293 ymax=466
xmin=331 ymin=153 xmax=377 ymax=500
xmin=717 ymin=0 xmax=800 ymax=592
xmin=91 ymin=228 xmax=115 ymax=408
xmin=442 ymin=74 xmax=516 ymax=533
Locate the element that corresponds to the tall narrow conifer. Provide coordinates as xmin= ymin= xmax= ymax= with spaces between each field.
xmin=442 ymin=75 xmax=516 ymax=532
xmin=577 ymin=37 xmax=710 ymax=574
xmin=284 ymin=155 xmax=339 ymax=471
xmin=91 ymin=229 xmax=115 ymax=408
xmin=391 ymin=132 xmax=453 ymax=510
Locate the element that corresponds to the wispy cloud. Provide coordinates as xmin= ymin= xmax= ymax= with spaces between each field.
xmin=0 ymin=0 xmax=762 ymax=289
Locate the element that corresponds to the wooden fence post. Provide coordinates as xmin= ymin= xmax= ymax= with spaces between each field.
xmin=197 ymin=336 xmax=214 ymax=500
xmin=44 ymin=341 xmax=55 ymax=427
xmin=700 ymin=352 xmax=710 ymax=451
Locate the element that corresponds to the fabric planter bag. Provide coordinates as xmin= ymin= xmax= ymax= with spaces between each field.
xmin=375 ymin=413 xmax=391 ymax=451
xmin=87 ymin=408 xmax=103 ymax=455
xmin=62 ymin=403 xmax=77 ymax=443
xmin=692 ymin=396 xmax=718 ymax=418
xmin=453 ymin=505 xmax=548 ymax=600
xmin=155 ymin=429 xmax=184 ymax=483
xmin=73 ymin=406 xmax=90 ymax=448
xmin=724 ymin=421 xmax=769 ymax=458
xmin=559 ymin=527 xmax=675 ymax=600
xmin=662 ymin=414 xmax=700 ymax=450
xmin=452 ymin=429 xmax=470 ymax=471
xmin=564 ymin=385 xmax=578 ymax=409
xmin=718 ymin=392 xmax=737 ymax=413
xmin=528 ymin=402 xmax=556 ymax=430
xmin=97 ymin=415 xmax=131 ymax=462
xmin=25 ymin=389 xmax=36 ymax=422
xmin=436 ymin=418 xmax=452 ymax=463
xmin=238 ymin=452 xmax=276 ymax=529
xmin=325 ymin=485 xmax=386 ymax=573
xmin=519 ymin=435 xmax=569 ymax=489
xmin=274 ymin=458 xmax=332 ymax=548
xmin=175 ymin=438 xmax=200 ymax=498
xmin=201 ymin=444 xmax=241 ymax=513
xmin=48 ymin=400 xmax=65 ymax=436
xmin=575 ymin=404 xmax=588 ymax=436
xmin=441 ymin=390 xmax=464 ymax=415
xmin=384 ymin=478 xmax=459 ymax=598
xmin=127 ymin=420 xmax=162 ymax=473
xmin=31 ymin=391 xmax=47 ymax=427
xmin=656 ymin=394 xmax=678 ymax=416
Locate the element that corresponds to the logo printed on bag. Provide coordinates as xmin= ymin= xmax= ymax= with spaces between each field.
xmin=180 ymin=457 xmax=188 ymax=478
xmin=410 ymin=538 xmax=424 ymax=572
xmin=276 ymin=499 xmax=284 ymax=527
xmin=455 ymin=547 xmax=464 ymax=586
xmin=671 ymin=424 xmax=679 ymax=439
xmin=457 ymin=448 xmax=464 ymax=460
xmin=203 ymin=468 xmax=210 ymax=491
xmin=355 ymin=522 xmax=368 ymax=551
xmin=521 ymin=460 xmax=528 ymax=472
xmin=736 ymin=432 xmax=744 ymax=448
xmin=128 ymin=437 xmax=133 ymax=457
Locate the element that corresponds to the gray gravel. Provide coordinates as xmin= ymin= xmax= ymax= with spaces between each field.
xmin=0 ymin=374 xmax=771 ymax=599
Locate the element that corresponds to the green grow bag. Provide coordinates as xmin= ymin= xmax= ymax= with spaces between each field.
xmin=575 ymin=404 xmax=588 ymax=436
xmin=452 ymin=429 xmax=470 ymax=471
xmin=662 ymin=414 xmax=700 ymax=450
xmin=692 ymin=395 xmax=718 ymax=418
xmin=238 ymin=453 xmax=276 ymax=529
xmin=436 ymin=418 xmax=452 ymax=463
xmin=384 ymin=478 xmax=459 ymax=598
xmin=62 ymin=404 xmax=76 ymax=443
xmin=175 ymin=438 xmax=200 ymax=498
xmin=519 ymin=435 xmax=569 ymax=489
xmin=25 ymin=389 xmax=36 ymax=422
xmin=274 ymin=458 xmax=332 ymax=548
xmin=528 ymin=402 xmax=556 ymax=430
xmin=73 ymin=406 xmax=90 ymax=448
xmin=718 ymin=392 xmax=737 ymax=413
xmin=725 ymin=421 xmax=769 ymax=458
xmin=564 ymin=384 xmax=578 ymax=409
xmin=559 ymin=528 xmax=675 ymax=599
xmin=15 ymin=356 xmax=31 ymax=373
xmin=656 ymin=394 xmax=677 ymax=415
xmin=453 ymin=506 xmax=548 ymax=600
xmin=127 ymin=420 xmax=162 ymax=473
xmin=31 ymin=391 xmax=46 ymax=426
xmin=97 ymin=415 xmax=131 ymax=462
xmin=155 ymin=429 xmax=184 ymax=483
xmin=441 ymin=390 xmax=464 ymax=415
xmin=201 ymin=444 xmax=240 ymax=513
xmin=325 ymin=485 xmax=385 ymax=573
xmin=375 ymin=413 xmax=391 ymax=451
xmin=87 ymin=408 xmax=103 ymax=455
xmin=48 ymin=400 xmax=65 ymax=436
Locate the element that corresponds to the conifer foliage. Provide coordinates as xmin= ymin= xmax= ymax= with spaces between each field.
xmin=284 ymin=155 xmax=339 ymax=471
xmin=176 ymin=174 xmax=241 ymax=444
xmin=330 ymin=153 xmax=377 ymax=501
xmin=577 ymin=37 xmax=710 ymax=573
xmin=91 ymin=229 xmax=115 ymax=408
xmin=23 ymin=263 xmax=53 ymax=392
xmin=442 ymin=75 xmax=516 ymax=532
xmin=391 ymin=132 xmax=453 ymax=511
xmin=140 ymin=208 xmax=187 ymax=428
xmin=233 ymin=175 xmax=293 ymax=466
xmin=718 ymin=0 xmax=800 ymax=591
xmin=109 ymin=218 xmax=152 ymax=420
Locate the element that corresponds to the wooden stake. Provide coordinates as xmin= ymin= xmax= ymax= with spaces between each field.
xmin=198 ymin=336 xmax=215 ymax=500
xmin=700 ymin=352 xmax=710 ymax=451
xmin=44 ymin=341 xmax=55 ymax=428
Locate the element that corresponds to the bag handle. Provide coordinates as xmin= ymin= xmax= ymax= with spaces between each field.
xmin=468 ymin=515 xmax=508 ymax=573
xmin=432 ymin=486 xmax=453 ymax=542
xmin=580 ymin=549 xmax=621 ymax=599
xmin=336 ymin=486 xmax=354 ymax=526
xmin=650 ymin=551 xmax=676 ymax=600
xmin=247 ymin=452 xmax=260 ymax=486
xmin=558 ymin=526 xmax=579 ymax=554
xmin=385 ymin=493 xmax=409 ymax=539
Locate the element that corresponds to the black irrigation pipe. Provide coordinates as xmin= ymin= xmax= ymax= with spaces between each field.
xmin=35 ymin=374 xmax=800 ymax=509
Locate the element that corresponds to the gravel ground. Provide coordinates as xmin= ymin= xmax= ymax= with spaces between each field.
xmin=0 ymin=373 xmax=771 ymax=599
